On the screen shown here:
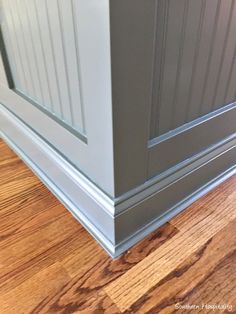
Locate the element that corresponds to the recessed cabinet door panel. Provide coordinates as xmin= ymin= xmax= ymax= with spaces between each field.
xmin=1 ymin=0 xmax=85 ymax=136
xmin=0 ymin=0 xmax=114 ymax=195
xmin=149 ymin=0 xmax=236 ymax=139
xmin=147 ymin=0 xmax=236 ymax=178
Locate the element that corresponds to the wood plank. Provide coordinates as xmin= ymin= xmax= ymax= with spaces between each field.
xmin=179 ymin=250 xmax=236 ymax=314
xmin=0 ymin=214 xmax=80 ymax=293
xmin=121 ymin=219 xmax=236 ymax=313
xmin=172 ymin=173 xmax=236 ymax=231
xmin=29 ymin=223 xmax=178 ymax=313
xmin=0 ymin=263 xmax=70 ymax=314
xmin=104 ymin=177 xmax=236 ymax=311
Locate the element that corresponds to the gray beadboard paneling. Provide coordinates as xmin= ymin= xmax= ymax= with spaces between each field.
xmin=150 ymin=0 xmax=236 ymax=138
xmin=1 ymin=0 xmax=86 ymax=136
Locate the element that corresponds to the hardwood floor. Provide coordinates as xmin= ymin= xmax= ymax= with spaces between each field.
xmin=0 ymin=139 xmax=236 ymax=314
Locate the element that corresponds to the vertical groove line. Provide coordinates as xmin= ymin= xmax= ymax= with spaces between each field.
xmin=23 ymin=0 xmax=45 ymax=105
xmin=146 ymin=0 xmax=159 ymax=177
xmin=223 ymin=30 xmax=236 ymax=101
xmin=233 ymin=47 xmax=236 ymax=99
xmin=170 ymin=0 xmax=189 ymax=130
xmin=33 ymin=0 xmax=54 ymax=112
xmin=1 ymin=2 xmax=19 ymax=87
xmin=211 ymin=0 xmax=235 ymax=110
xmin=71 ymin=0 xmax=86 ymax=133
xmin=156 ymin=0 xmax=170 ymax=136
xmin=57 ymin=0 xmax=74 ymax=126
xmin=0 ymin=24 xmax=15 ymax=88
xmin=45 ymin=0 xmax=64 ymax=118
xmin=234 ymin=77 xmax=236 ymax=99
xmin=8 ymin=1 xmax=28 ymax=92
xmin=185 ymin=0 xmax=206 ymax=122
xmin=198 ymin=0 xmax=221 ymax=115
xmin=148 ymin=0 xmax=159 ymax=139
xmin=16 ymin=0 xmax=37 ymax=98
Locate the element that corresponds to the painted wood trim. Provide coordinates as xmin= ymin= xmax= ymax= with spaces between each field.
xmin=0 ymin=52 xmax=7 ymax=87
xmin=1 ymin=103 xmax=235 ymax=258
xmin=115 ymin=166 xmax=236 ymax=257
xmin=0 ymin=27 xmax=13 ymax=88
xmin=115 ymin=132 xmax=236 ymax=213
xmin=0 ymin=105 xmax=116 ymax=256
xmin=109 ymin=0 xmax=156 ymax=195
xmin=148 ymin=102 xmax=236 ymax=177
xmin=0 ymin=0 xmax=235 ymax=258
xmin=115 ymin=147 xmax=236 ymax=251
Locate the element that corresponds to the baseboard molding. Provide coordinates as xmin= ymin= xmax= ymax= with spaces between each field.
xmin=1 ymin=105 xmax=235 ymax=258
xmin=114 ymin=158 xmax=236 ymax=257
xmin=0 ymin=105 xmax=117 ymax=257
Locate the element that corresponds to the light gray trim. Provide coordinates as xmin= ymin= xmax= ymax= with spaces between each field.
xmin=0 ymin=26 xmax=13 ymax=88
xmin=115 ymin=133 xmax=236 ymax=212
xmin=1 ymin=104 xmax=235 ymax=258
xmin=114 ymin=165 xmax=236 ymax=257
xmin=0 ymin=134 xmax=117 ymax=256
xmin=14 ymin=89 xmax=87 ymax=143
xmin=149 ymin=101 xmax=236 ymax=147
xmin=0 ymin=105 xmax=116 ymax=257
xmin=110 ymin=0 xmax=156 ymax=195
xmin=0 ymin=105 xmax=114 ymax=213
xmin=115 ymin=146 xmax=236 ymax=247
xmin=148 ymin=101 xmax=236 ymax=176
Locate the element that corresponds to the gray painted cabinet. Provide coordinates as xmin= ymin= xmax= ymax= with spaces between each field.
xmin=0 ymin=0 xmax=236 ymax=257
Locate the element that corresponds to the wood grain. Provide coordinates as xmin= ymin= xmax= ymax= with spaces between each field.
xmin=104 ymin=180 xmax=236 ymax=311
xmin=0 ymin=139 xmax=236 ymax=313
xmin=122 ymin=219 xmax=236 ymax=314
